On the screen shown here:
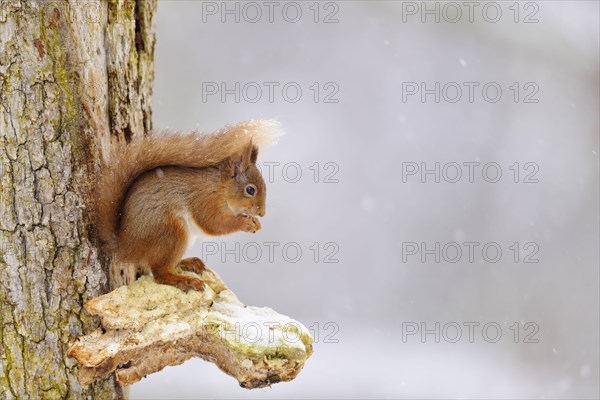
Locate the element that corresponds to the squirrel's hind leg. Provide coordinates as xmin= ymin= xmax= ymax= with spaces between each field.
xmin=152 ymin=255 xmax=206 ymax=293
xmin=148 ymin=215 xmax=205 ymax=292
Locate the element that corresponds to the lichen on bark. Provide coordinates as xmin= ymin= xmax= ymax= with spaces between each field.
xmin=0 ymin=1 xmax=156 ymax=398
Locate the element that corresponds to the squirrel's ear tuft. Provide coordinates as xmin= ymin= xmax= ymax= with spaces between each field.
xmin=239 ymin=141 xmax=255 ymax=169
xmin=250 ymin=145 xmax=259 ymax=164
xmin=224 ymin=156 xmax=242 ymax=178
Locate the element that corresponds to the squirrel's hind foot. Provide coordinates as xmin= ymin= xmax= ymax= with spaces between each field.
xmin=153 ymin=271 xmax=206 ymax=292
xmin=178 ymin=257 xmax=207 ymax=275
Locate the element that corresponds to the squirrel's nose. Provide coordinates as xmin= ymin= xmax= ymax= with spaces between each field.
xmin=258 ymin=208 xmax=265 ymax=217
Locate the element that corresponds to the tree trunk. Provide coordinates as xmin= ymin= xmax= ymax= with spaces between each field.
xmin=0 ymin=1 xmax=156 ymax=398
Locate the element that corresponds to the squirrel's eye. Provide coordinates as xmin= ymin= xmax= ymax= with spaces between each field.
xmin=245 ymin=185 xmax=256 ymax=197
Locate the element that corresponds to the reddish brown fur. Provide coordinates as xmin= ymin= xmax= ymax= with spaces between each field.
xmin=95 ymin=120 xmax=279 ymax=291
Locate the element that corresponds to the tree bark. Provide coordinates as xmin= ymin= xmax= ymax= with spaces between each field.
xmin=0 ymin=1 xmax=156 ymax=398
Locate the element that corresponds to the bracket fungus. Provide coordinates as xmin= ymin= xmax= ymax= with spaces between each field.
xmin=67 ymin=267 xmax=313 ymax=388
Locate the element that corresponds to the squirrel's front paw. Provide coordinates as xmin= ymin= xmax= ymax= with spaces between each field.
xmin=239 ymin=214 xmax=261 ymax=233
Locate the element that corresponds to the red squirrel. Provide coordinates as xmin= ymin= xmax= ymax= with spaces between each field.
xmin=95 ymin=120 xmax=280 ymax=291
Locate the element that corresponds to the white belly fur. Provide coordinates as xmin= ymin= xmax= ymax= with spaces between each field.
xmin=179 ymin=211 xmax=206 ymax=251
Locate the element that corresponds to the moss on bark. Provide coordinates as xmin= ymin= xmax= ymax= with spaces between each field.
xmin=0 ymin=1 xmax=156 ymax=398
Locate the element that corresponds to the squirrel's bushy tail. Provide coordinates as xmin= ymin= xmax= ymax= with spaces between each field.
xmin=95 ymin=120 xmax=281 ymax=251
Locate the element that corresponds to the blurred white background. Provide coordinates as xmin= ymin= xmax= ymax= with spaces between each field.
xmin=132 ymin=1 xmax=599 ymax=398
